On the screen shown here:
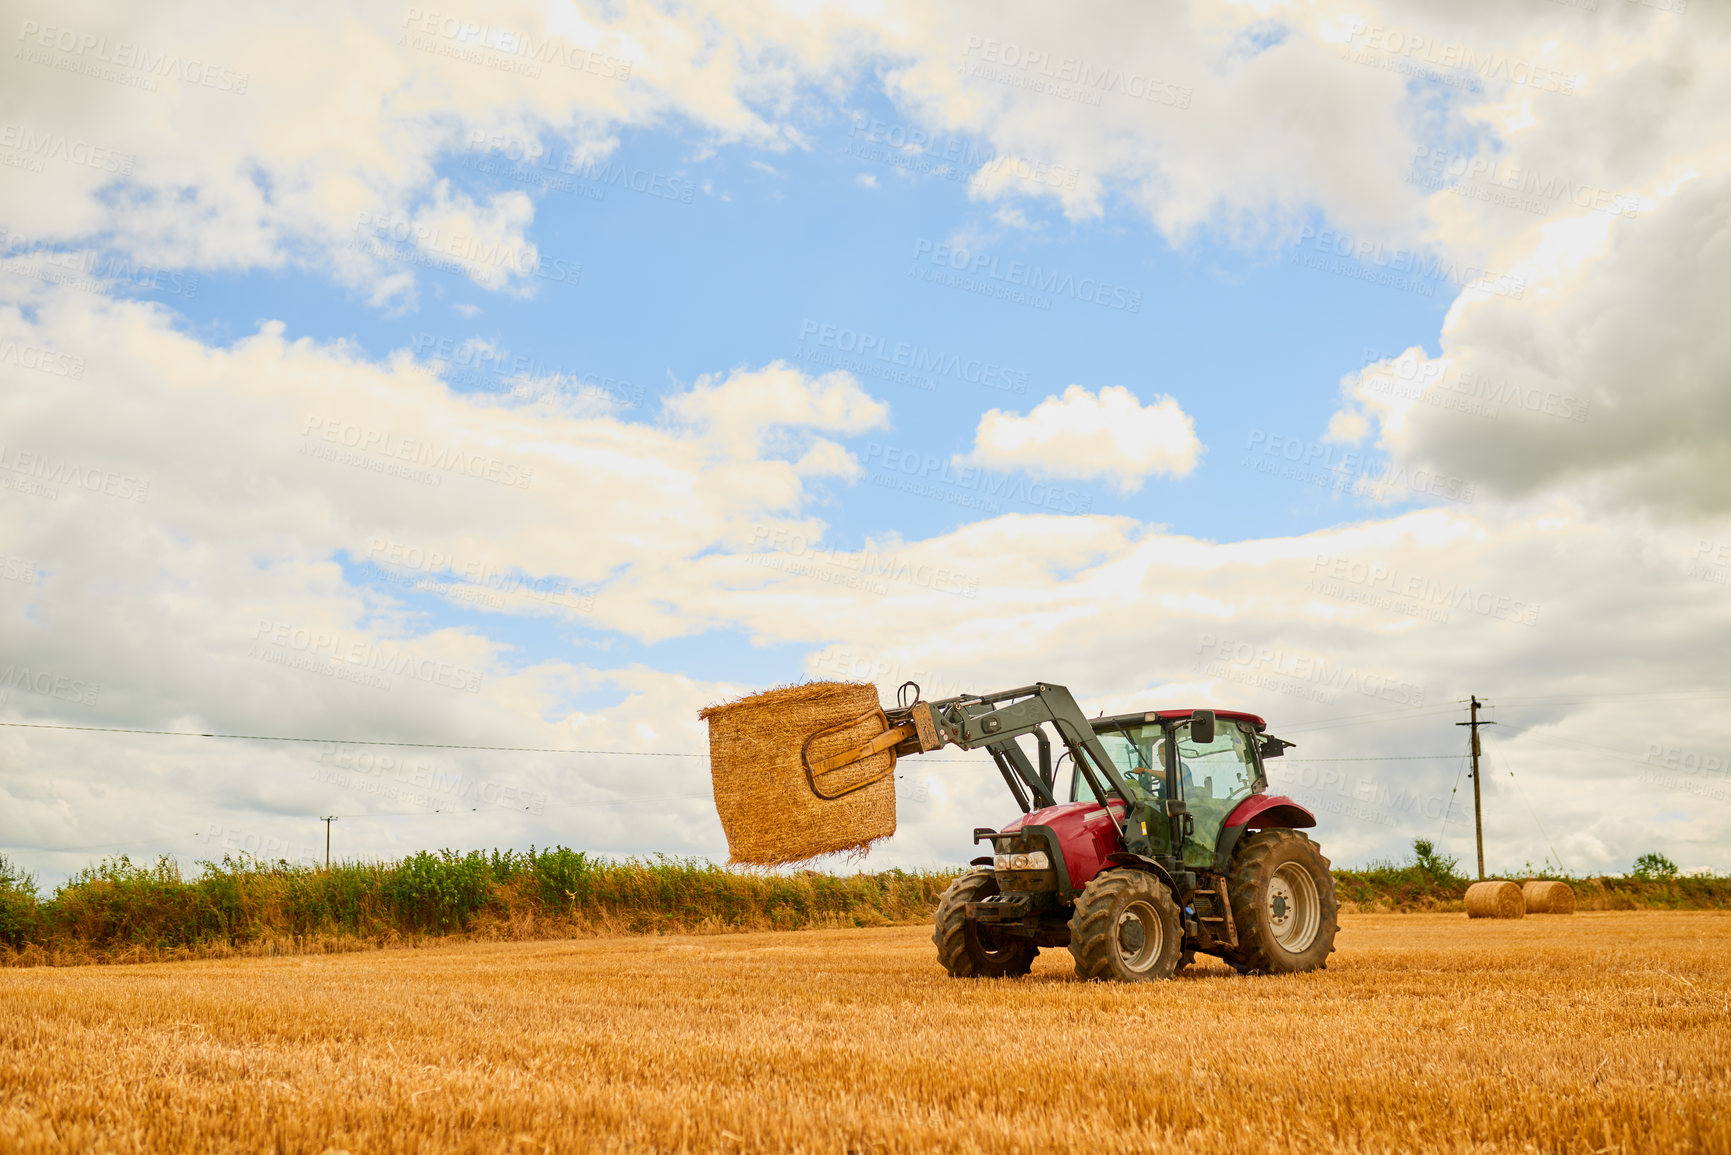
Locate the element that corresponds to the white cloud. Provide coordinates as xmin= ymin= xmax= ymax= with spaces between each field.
xmin=878 ymin=3 xmax=1426 ymax=244
xmin=0 ymin=0 xmax=1508 ymax=303
xmin=771 ymin=502 xmax=1731 ymax=877
xmin=0 ymin=289 xmax=905 ymax=880
xmin=961 ymin=385 xmax=1202 ymax=493
xmin=793 ymin=439 xmax=863 ymax=479
xmin=663 ymin=362 xmax=890 ymax=462
xmin=1334 ymin=168 xmax=1731 ymax=514
xmin=7 ymin=0 xmax=1722 ymax=319
xmin=0 ymin=0 xmax=890 ymax=300
xmin=0 ymin=291 xmax=889 ymax=648
xmin=5 ymin=287 xmax=1731 ymax=878
xmin=7 ymin=0 xmax=1731 ymax=886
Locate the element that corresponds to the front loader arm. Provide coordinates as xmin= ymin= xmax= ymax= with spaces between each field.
xmin=882 ymin=682 xmax=1152 ymax=854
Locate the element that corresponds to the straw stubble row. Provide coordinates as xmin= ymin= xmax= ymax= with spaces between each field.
xmin=0 ymin=913 xmax=1727 ymax=1154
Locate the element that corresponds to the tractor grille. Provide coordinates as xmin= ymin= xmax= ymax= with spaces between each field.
xmin=996 ymin=869 xmax=1057 ymax=893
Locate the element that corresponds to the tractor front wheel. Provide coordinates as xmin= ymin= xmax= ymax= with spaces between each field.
xmin=1068 ymin=868 xmax=1183 ymax=982
xmin=1224 ymin=830 xmax=1339 ymax=974
xmin=932 ymin=869 xmax=1038 ymax=978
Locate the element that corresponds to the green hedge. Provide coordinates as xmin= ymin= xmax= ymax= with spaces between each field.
xmin=5 ymin=842 xmax=1728 ymax=965
xmin=0 ymin=849 xmax=956 ymax=962
xmin=1331 ymin=840 xmax=1731 ymax=911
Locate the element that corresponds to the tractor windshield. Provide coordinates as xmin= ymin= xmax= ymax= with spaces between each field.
xmin=1174 ymin=719 xmax=1261 ymax=868
xmin=1083 ymin=723 xmax=1166 ymax=803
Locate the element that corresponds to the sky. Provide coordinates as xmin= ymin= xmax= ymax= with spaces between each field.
xmin=2 ymin=0 xmax=1728 ymax=888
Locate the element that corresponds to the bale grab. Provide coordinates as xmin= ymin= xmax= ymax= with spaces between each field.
xmin=700 ymin=681 xmax=898 ymax=866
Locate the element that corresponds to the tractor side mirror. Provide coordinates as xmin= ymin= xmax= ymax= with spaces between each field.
xmin=1260 ymin=736 xmax=1292 ymax=760
xmin=1190 ymin=710 xmax=1215 ymax=745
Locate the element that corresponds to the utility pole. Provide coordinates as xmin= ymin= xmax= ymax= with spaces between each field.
xmin=1456 ymin=698 xmax=1495 ymax=880
xmin=320 ymin=816 xmax=337 ymax=870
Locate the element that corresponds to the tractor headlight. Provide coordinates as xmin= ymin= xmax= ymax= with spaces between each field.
xmin=994 ymin=850 xmax=1049 ymax=871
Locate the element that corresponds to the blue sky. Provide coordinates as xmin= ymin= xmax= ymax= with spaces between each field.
xmin=186 ymin=108 xmax=1450 ymax=542
xmin=3 ymin=1 xmax=1728 ymax=884
xmin=174 ymin=108 xmax=1452 ymax=683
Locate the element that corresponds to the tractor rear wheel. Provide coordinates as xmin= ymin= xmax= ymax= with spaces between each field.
xmin=932 ymin=869 xmax=1038 ymax=978
xmin=1067 ymin=868 xmax=1183 ymax=982
xmin=1224 ymin=830 xmax=1338 ymax=974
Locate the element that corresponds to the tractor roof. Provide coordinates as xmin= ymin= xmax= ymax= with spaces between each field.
xmin=1095 ymin=708 xmax=1269 ymax=732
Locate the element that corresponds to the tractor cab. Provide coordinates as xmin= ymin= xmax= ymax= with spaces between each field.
xmin=1079 ymin=710 xmax=1272 ymax=869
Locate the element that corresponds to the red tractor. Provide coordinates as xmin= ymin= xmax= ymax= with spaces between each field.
xmin=875 ymin=682 xmax=1336 ymax=981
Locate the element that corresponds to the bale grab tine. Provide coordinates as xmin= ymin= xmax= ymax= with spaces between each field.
xmin=800 ymin=711 xmax=913 ymax=799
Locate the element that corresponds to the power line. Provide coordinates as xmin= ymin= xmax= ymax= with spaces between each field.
xmin=1493 ymin=689 xmax=1731 ymax=709
xmin=1486 ymin=747 xmax=1566 ymax=874
xmin=1540 ymin=734 xmax=1670 ymax=768
xmin=0 ymin=793 xmax=726 ymax=858
xmin=1279 ymin=704 xmax=1465 ymax=735
xmin=1283 ymin=754 xmax=1459 ymax=762
xmin=542 ymin=791 xmax=714 ymax=809
xmin=1439 ymin=752 xmax=1470 ymax=846
xmin=1279 ymin=702 xmax=1459 ymax=728
xmin=0 ymin=720 xmax=710 ymax=755
xmin=1266 ymin=688 xmax=1731 ymax=736
xmin=0 ymin=719 xmax=994 ymax=762
xmin=0 ymin=834 xmax=202 ymax=856
xmin=8 ymin=681 xmax=1726 ymax=752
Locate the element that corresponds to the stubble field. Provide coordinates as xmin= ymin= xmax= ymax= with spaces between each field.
xmin=1 ymin=911 xmax=1727 ymax=1154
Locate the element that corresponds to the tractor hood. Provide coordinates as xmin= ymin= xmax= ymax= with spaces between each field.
xmin=998 ymin=794 xmax=1316 ymax=891
xmin=1000 ymin=800 xmax=1127 ymax=892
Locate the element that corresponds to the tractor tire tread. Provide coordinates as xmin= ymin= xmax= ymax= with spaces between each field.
xmin=1224 ymin=830 xmax=1339 ymax=975
xmin=932 ymin=869 xmax=1036 ymax=978
xmin=1067 ymin=868 xmax=1182 ymax=982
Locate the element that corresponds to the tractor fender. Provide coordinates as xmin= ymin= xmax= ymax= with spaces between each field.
xmin=1224 ymin=793 xmax=1317 ymax=831
xmin=1102 ymin=852 xmax=1179 ymax=898
xmin=1212 ymin=794 xmax=1317 ymax=875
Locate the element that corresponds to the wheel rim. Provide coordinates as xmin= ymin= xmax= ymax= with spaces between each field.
xmin=1267 ymin=863 xmax=1321 ymax=953
xmin=1114 ymin=899 xmax=1163 ymax=973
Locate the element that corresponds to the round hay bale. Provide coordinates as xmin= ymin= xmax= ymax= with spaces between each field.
xmin=1464 ymin=880 xmax=1525 ymax=919
xmin=1522 ymin=879 xmax=1576 ymax=915
xmin=700 ymin=681 xmax=896 ymax=866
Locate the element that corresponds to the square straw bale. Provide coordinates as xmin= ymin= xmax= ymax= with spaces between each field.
xmin=700 ymin=681 xmax=896 ymax=866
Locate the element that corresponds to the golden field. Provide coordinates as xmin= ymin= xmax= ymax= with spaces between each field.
xmin=1 ymin=912 xmax=1727 ymax=1154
